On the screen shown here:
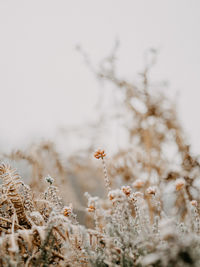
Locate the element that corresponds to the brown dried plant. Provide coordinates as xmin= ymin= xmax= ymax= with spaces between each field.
xmin=0 ymin=47 xmax=200 ymax=266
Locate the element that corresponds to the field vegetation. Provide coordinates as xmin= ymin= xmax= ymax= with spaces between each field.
xmin=0 ymin=48 xmax=200 ymax=266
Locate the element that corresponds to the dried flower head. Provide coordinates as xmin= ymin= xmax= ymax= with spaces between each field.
xmin=191 ymin=200 xmax=198 ymax=207
xmin=45 ymin=175 xmax=54 ymax=185
xmin=146 ymin=187 xmax=156 ymax=195
xmin=94 ymin=149 xmax=106 ymax=159
xmin=115 ymin=247 xmax=122 ymax=254
xmin=108 ymin=192 xmax=114 ymax=201
xmin=130 ymin=192 xmax=144 ymax=203
xmin=132 ymin=179 xmax=145 ymax=189
xmin=121 ymin=185 xmax=131 ymax=196
xmin=108 ymin=189 xmax=124 ymax=202
xmin=175 ymin=178 xmax=185 ymax=191
xmin=87 ymin=205 xmax=96 ymax=212
xmin=63 ymin=205 xmax=72 ymax=217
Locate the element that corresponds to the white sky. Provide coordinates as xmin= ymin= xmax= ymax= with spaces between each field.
xmin=0 ymin=0 xmax=200 ymax=153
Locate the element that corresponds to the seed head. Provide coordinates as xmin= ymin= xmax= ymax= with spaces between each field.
xmin=45 ymin=175 xmax=54 ymax=185
xmin=121 ymin=185 xmax=131 ymax=196
xmin=87 ymin=205 xmax=96 ymax=212
xmin=146 ymin=187 xmax=156 ymax=195
xmin=108 ymin=192 xmax=114 ymax=201
xmin=94 ymin=149 xmax=106 ymax=159
xmin=130 ymin=192 xmax=144 ymax=202
xmin=63 ymin=205 xmax=72 ymax=217
xmin=108 ymin=189 xmax=124 ymax=202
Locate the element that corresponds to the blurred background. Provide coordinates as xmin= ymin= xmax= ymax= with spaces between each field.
xmin=0 ymin=0 xmax=200 ymax=153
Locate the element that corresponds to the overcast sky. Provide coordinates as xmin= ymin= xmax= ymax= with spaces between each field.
xmin=0 ymin=0 xmax=200 ymax=153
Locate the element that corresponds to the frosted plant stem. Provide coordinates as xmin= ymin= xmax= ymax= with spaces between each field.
xmin=183 ymin=188 xmax=193 ymax=230
xmin=9 ymin=213 xmax=18 ymax=252
xmin=101 ymin=157 xmax=111 ymax=192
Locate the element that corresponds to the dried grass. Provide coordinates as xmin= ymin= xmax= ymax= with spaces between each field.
xmin=0 ymin=49 xmax=200 ymax=266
